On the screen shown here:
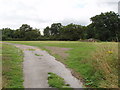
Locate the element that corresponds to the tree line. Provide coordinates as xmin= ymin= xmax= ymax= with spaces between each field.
xmin=1 ymin=11 xmax=120 ymax=41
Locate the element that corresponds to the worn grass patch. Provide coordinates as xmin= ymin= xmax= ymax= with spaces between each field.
xmin=2 ymin=43 xmax=24 ymax=88
xmin=6 ymin=41 xmax=118 ymax=88
xmin=48 ymin=72 xmax=70 ymax=88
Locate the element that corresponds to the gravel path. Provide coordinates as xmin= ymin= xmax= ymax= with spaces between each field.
xmin=4 ymin=43 xmax=83 ymax=88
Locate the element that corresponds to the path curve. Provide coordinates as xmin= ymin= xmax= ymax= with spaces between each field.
xmin=5 ymin=43 xmax=83 ymax=88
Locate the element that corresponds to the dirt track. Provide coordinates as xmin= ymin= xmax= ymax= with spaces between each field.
xmin=4 ymin=43 xmax=83 ymax=88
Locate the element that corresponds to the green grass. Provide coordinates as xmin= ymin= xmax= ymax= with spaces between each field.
xmin=48 ymin=72 xmax=70 ymax=88
xmin=35 ymin=53 xmax=43 ymax=56
xmin=2 ymin=43 xmax=24 ymax=88
xmin=28 ymin=48 xmax=35 ymax=51
xmin=6 ymin=41 xmax=118 ymax=88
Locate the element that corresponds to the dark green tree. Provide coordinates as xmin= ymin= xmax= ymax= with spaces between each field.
xmin=43 ymin=26 xmax=51 ymax=37
xmin=50 ymin=23 xmax=62 ymax=39
xmin=50 ymin=23 xmax=62 ymax=35
xmin=86 ymin=24 xmax=95 ymax=39
xmin=18 ymin=24 xmax=33 ymax=38
xmin=90 ymin=11 xmax=120 ymax=41
xmin=24 ymin=28 xmax=41 ymax=40
xmin=60 ymin=23 xmax=85 ymax=40
xmin=2 ymin=28 xmax=14 ymax=40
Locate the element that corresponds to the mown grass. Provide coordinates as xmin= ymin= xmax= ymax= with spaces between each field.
xmin=48 ymin=72 xmax=70 ymax=88
xmin=6 ymin=41 xmax=118 ymax=88
xmin=2 ymin=43 xmax=24 ymax=88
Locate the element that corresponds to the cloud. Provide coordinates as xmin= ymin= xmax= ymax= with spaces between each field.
xmin=0 ymin=0 xmax=119 ymax=32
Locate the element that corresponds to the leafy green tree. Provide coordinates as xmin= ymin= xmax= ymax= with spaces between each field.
xmin=15 ymin=24 xmax=41 ymax=40
xmin=18 ymin=24 xmax=33 ymax=38
xmin=60 ymin=23 xmax=84 ymax=40
xmin=13 ymin=29 xmax=21 ymax=39
xmin=86 ymin=24 xmax=95 ymax=39
xmin=24 ymin=28 xmax=41 ymax=40
xmin=43 ymin=26 xmax=51 ymax=37
xmin=43 ymin=23 xmax=63 ymax=40
xmin=90 ymin=11 xmax=120 ymax=41
xmin=2 ymin=28 xmax=14 ymax=40
xmin=50 ymin=23 xmax=62 ymax=36
xmin=50 ymin=23 xmax=63 ymax=39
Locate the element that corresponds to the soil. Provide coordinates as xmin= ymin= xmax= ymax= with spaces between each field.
xmin=44 ymin=46 xmax=71 ymax=59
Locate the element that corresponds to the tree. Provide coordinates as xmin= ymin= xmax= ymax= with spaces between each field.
xmin=16 ymin=24 xmax=41 ymax=40
xmin=86 ymin=24 xmax=95 ymax=39
xmin=50 ymin=23 xmax=62 ymax=36
xmin=24 ymin=28 xmax=41 ymax=40
xmin=43 ymin=23 xmax=63 ymax=40
xmin=43 ymin=26 xmax=51 ymax=37
xmin=2 ymin=28 xmax=14 ymax=40
xmin=60 ymin=23 xmax=85 ymax=41
xmin=90 ymin=11 xmax=120 ymax=41
xmin=18 ymin=24 xmax=33 ymax=38
xmin=50 ymin=23 xmax=62 ymax=39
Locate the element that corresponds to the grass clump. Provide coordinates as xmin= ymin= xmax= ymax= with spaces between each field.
xmin=2 ymin=43 xmax=24 ymax=88
xmin=35 ymin=53 xmax=43 ymax=56
xmin=48 ymin=72 xmax=70 ymax=88
xmin=28 ymin=49 xmax=35 ymax=51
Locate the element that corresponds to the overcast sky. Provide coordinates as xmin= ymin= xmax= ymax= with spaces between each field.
xmin=0 ymin=0 xmax=119 ymax=32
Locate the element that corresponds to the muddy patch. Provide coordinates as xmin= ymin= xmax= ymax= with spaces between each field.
xmin=44 ymin=46 xmax=71 ymax=59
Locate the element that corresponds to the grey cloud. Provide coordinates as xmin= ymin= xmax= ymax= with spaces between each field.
xmin=97 ymin=0 xmax=119 ymax=6
xmin=60 ymin=18 xmax=90 ymax=26
xmin=0 ymin=12 xmax=49 ymax=24
xmin=0 ymin=0 xmax=118 ymax=30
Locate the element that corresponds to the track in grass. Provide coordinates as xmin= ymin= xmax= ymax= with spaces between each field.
xmin=5 ymin=42 xmax=82 ymax=88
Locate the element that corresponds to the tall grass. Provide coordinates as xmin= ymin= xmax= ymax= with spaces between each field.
xmin=91 ymin=42 xmax=118 ymax=88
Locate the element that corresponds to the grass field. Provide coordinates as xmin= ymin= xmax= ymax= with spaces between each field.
xmin=6 ymin=41 xmax=118 ymax=88
xmin=2 ymin=43 xmax=24 ymax=88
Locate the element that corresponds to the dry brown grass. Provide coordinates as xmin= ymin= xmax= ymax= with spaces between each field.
xmin=92 ymin=42 xmax=118 ymax=88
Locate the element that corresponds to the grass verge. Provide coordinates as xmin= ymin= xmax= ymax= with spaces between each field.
xmin=90 ymin=43 xmax=118 ymax=88
xmin=2 ymin=43 xmax=24 ymax=88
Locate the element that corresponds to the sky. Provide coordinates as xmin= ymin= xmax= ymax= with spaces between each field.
xmin=0 ymin=0 xmax=119 ymax=33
